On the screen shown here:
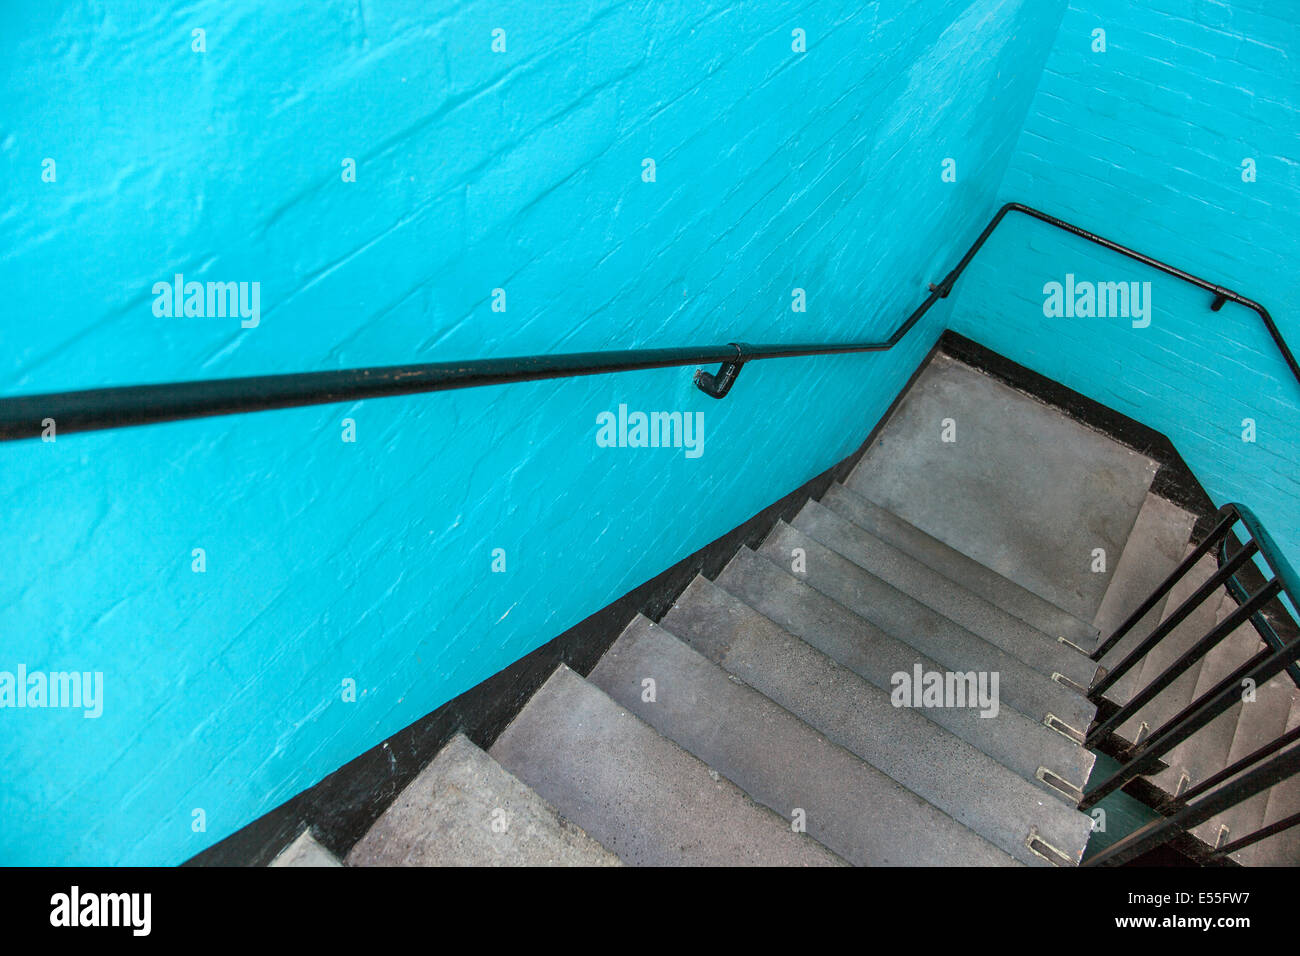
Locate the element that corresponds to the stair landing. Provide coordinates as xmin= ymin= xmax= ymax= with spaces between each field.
xmin=848 ymin=354 xmax=1158 ymax=622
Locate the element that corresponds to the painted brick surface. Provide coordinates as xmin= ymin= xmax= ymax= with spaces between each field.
xmin=0 ymin=1 xmax=1063 ymax=863
xmin=946 ymin=0 xmax=1300 ymax=566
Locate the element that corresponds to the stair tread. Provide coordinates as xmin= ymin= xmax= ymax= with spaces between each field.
xmin=1198 ymin=670 xmax=1300 ymax=857
xmin=489 ymin=665 xmax=845 ymax=867
xmin=793 ymin=498 xmax=1098 ymax=687
xmin=715 ymin=546 xmax=1096 ymax=798
xmin=347 ymin=732 xmax=620 ymax=867
xmin=845 ymin=353 xmax=1157 ymax=621
xmin=760 ymin=521 xmax=1096 ymax=731
xmin=1236 ymin=686 xmax=1300 ymax=865
xmin=821 ymin=482 xmax=1099 ymax=651
xmin=661 ymin=576 xmax=1093 ymax=864
xmin=589 ymin=615 xmax=1023 ymax=866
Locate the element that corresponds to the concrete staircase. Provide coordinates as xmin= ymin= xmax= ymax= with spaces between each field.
xmin=275 ymin=353 xmax=1299 ymax=867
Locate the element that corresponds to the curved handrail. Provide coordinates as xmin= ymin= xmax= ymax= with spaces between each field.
xmin=1220 ymin=502 xmax=1300 ymax=612
xmin=0 ymin=201 xmax=1295 ymax=441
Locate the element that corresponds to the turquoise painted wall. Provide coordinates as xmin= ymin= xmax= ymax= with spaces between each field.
xmin=0 ymin=1 xmax=1065 ymax=864
xmin=947 ymin=0 xmax=1300 ymax=568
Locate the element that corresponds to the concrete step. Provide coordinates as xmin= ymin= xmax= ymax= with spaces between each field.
xmin=269 ymin=829 xmax=344 ymax=867
xmin=715 ymin=546 xmax=1096 ymax=800
xmin=589 ymin=615 xmax=1022 ymax=866
xmin=489 ymin=665 xmax=845 ymax=866
xmin=661 ymin=577 xmax=1093 ymax=864
xmin=820 ymin=483 xmax=1099 ymax=652
xmin=760 ymin=521 xmax=1096 ymax=732
xmin=845 ymin=353 xmax=1157 ymax=621
xmin=1093 ymin=494 xmax=1197 ymax=708
xmin=1149 ymin=598 xmax=1261 ymax=796
xmin=1194 ymin=669 xmax=1299 ymax=854
xmin=792 ymin=498 xmax=1098 ymax=688
xmin=347 ymin=732 xmax=620 ymax=867
xmin=1115 ymin=554 xmax=1219 ymax=747
xmin=1236 ymin=688 xmax=1300 ymax=865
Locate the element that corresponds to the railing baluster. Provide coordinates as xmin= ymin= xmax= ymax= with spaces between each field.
xmin=1085 ymin=577 xmax=1281 ymax=746
xmin=1218 ymin=535 xmax=1300 ymax=686
xmin=1068 ymin=500 xmax=1300 ymax=860
xmin=1212 ymin=809 xmax=1300 ymax=857
xmin=1088 ymin=539 xmax=1258 ymax=699
xmin=1080 ymin=631 xmax=1298 ymax=811
xmin=1084 ymin=737 xmax=1300 ymax=866
xmin=1088 ymin=511 xmax=1238 ymax=663
xmin=1177 ymin=723 xmax=1300 ymax=805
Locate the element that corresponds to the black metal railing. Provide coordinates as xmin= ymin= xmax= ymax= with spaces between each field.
xmin=0 ymin=202 xmax=1296 ymax=441
xmin=1081 ymin=503 xmax=1300 ymax=866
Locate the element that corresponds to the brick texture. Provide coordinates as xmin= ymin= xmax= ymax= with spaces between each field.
xmin=0 ymin=0 xmax=1063 ymax=863
xmin=948 ymin=0 xmax=1300 ymax=565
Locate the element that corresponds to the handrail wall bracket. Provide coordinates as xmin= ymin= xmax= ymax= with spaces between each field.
xmin=694 ymin=343 xmax=747 ymax=399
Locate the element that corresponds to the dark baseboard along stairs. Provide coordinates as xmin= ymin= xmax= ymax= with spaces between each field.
xmin=273 ymin=354 xmax=1300 ymax=867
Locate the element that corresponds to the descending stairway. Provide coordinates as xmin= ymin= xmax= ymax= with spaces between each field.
xmin=275 ymin=352 xmax=1300 ymax=867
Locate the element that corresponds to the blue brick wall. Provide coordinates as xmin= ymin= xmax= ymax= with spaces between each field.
xmin=0 ymin=1 xmax=1065 ymax=864
xmin=947 ymin=0 xmax=1300 ymax=569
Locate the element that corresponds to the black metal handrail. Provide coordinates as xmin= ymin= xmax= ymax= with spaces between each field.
xmin=1081 ymin=503 xmax=1300 ymax=866
xmin=0 ymin=202 xmax=1296 ymax=441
